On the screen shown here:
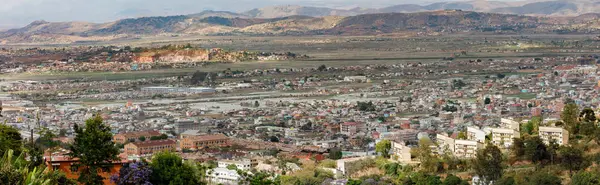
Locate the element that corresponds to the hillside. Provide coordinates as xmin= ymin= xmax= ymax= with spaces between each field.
xmin=3 ymin=10 xmax=600 ymax=44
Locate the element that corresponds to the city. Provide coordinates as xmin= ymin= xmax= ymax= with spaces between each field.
xmin=2 ymin=0 xmax=600 ymax=185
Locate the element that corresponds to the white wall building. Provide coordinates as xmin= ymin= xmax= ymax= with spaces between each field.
xmin=500 ymin=118 xmax=520 ymax=131
xmin=467 ymin=127 xmax=486 ymax=143
xmin=217 ymin=160 xmax=253 ymax=171
xmin=539 ymin=127 xmax=569 ymax=146
xmin=391 ymin=140 xmax=412 ymax=163
xmin=436 ymin=134 xmax=455 ymax=153
xmin=207 ymin=167 xmax=242 ymax=185
xmin=454 ymin=140 xmax=482 ymax=158
xmin=489 ymin=128 xmax=520 ymax=148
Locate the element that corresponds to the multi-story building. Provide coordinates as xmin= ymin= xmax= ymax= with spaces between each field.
xmin=180 ymin=134 xmax=230 ymax=150
xmin=113 ymin=130 xmax=162 ymax=144
xmin=179 ymin=130 xmax=205 ymax=139
xmin=340 ymin=122 xmax=359 ymax=135
xmin=436 ymin=134 xmax=455 ymax=153
xmin=44 ymin=149 xmax=128 ymax=185
xmin=395 ymin=129 xmax=419 ymax=143
xmin=454 ymin=140 xmax=482 ymax=158
xmin=538 ymin=127 xmax=569 ymax=145
xmin=217 ymin=159 xmax=254 ymax=171
xmin=391 ymin=140 xmax=412 ymax=162
xmin=500 ymin=118 xmax=520 ymax=131
xmin=467 ymin=127 xmax=486 ymax=143
xmin=124 ymin=139 xmax=176 ymax=156
xmin=174 ymin=119 xmax=199 ymax=134
xmin=207 ymin=167 xmax=242 ymax=185
xmin=489 ymin=128 xmax=520 ymax=148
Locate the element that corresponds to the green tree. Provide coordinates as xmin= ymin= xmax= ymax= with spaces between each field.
xmin=457 ymin=132 xmax=467 ymax=140
xmin=510 ymin=138 xmax=525 ymax=158
xmin=317 ymin=64 xmax=327 ymax=72
xmin=0 ymin=149 xmax=76 ymax=185
xmin=411 ymin=172 xmax=442 ymax=185
xmin=495 ymin=176 xmax=516 ymax=185
xmin=558 ymin=146 xmax=588 ymax=175
xmin=413 ymin=138 xmax=439 ymax=173
xmin=150 ymin=151 xmax=200 ymax=185
xmin=347 ymin=179 xmax=362 ymax=185
xmin=329 ymin=148 xmax=343 ymax=160
xmin=138 ymin=136 xmax=146 ymax=142
xmin=571 ymin=171 xmax=600 ymax=185
xmin=484 ymin=97 xmax=491 ymax=105
xmin=579 ymin=108 xmax=596 ymax=123
xmin=523 ymin=136 xmax=548 ymax=165
xmin=442 ymin=174 xmax=469 ymax=185
xmin=68 ymin=116 xmax=120 ymax=185
xmin=524 ymin=171 xmax=561 ymax=185
xmin=562 ymin=103 xmax=580 ymax=135
xmin=0 ymin=123 xmax=22 ymax=156
xmin=472 ymin=144 xmax=504 ymax=184
xmin=376 ymin=140 xmax=392 ymax=158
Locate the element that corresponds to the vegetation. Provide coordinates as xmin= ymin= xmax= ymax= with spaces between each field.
xmin=68 ymin=115 xmax=120 ymax=184
xmin=375 ymin=140 xmax=392 ymax=158
xmin=149 ymin=151 xmax=202 ymax=185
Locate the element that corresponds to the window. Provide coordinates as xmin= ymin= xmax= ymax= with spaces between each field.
xmin=70 ymin=165 xmax=79 ymax=172
xmin=101 ymin=167 xmax=111 ymax=173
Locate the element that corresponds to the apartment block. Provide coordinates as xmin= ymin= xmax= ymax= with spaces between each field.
xmin=436 ymin=134 xmax=455 ymax=153
xmin=538 ymin=127 xmax=569 ymax=146
xmin=467 ymin=127 xmax=486 ymax=143
xmin=391 ymin=140 xmax=412 ymax=162
xmin=489 ymin=128 xmax=520 ymax=148
xmin=500 ymin=118 xmax=520 ymax=131
xmin=454 ymin=140 xmax=482 ymax=158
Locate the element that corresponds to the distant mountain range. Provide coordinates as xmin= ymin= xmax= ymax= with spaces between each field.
xmin=3 ymin=0 xmax=600 ymax=44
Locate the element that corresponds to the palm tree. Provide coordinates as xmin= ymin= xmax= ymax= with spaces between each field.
xmin=0 ymin=149 xmax=69 ymax=185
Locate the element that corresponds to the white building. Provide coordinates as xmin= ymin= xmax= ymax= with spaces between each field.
xmin=489 ymin=128 xmax=520 ymax=148
xmin=538 ymin=127 xmax=569 ymax=146
xmin=207 ymin=167 xmax=243 ymax=185
xmin=391 ymin=140 xmax=413 ymax=163
xmin=336 ymin=156 xmax=375 ymax=176
xmin=217 ymin=159 xmax=253 ymax=171
xmin=467 ymin=127 xmax=486 ymax=143
xmin=436 ymin=134 xmax=455 ymax=153
xmin=344 ymin=76 xmax=368 ymax=82
xmin=454 ymin=140 xmax=482 ymax=158
xmin=500 ymin=118 xmax=520 ymax=131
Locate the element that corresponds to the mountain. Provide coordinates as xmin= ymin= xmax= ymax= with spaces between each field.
xmin=242 ymin=5 xmax=375 ymax=18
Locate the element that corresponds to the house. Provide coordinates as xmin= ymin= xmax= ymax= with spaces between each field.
xmin=538 ymin=127 xmax=569 ymax=146
xmin=124 ymin=139 xmax=176 ymax=156
xmin=500 ymin=118 xmax=520 ymax=131
xmin=454 ymin=140 xmax=482 ymax=158
xmin=179 ymin=130 xmax=205 ymax=139
xmin=44 ymin=149 xmax=128 ymax=185
xmin=113 ymin=130 xmax=162 ymax=144
xmin=180 ymin=134 xmax=230 ymax=150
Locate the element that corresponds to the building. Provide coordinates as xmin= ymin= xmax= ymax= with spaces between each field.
xmin=44 ymin=149 xmax=128 ymax=185
xmin=391 ymin=140 xmax=413 ymax=162
xmin=174 ymin=119 xmax=210 ymax=134
xmin=539 ymin=127 xmax=569 ymax=145
xmin=217 ymin=159 xmax=254 ymax=171
xmin=344 ymin=76 xmax=368 ymax=83
xmin=454 ymin=140 xmax=482 ymax=158
xmin=340 ymin=122 xmax=359 ymax=136
xmin=489 ymin=128 xmax=520 ymax=148
xmin=124 ymin=139 xmax=176 ymax=156
xmin=113 ymin=130 xmax=162 ymax=144
xmin=336 ymin=156 xmax=375 ymax=176
xmin=467 ymin=127 xmax=486 ymax=143
xmin=180 ymin=130 xmax=205 ymax=139
xmin=436 ymin=134 xmax=455 ymax=153
xmin=207 ymin=167 xmax=242 ymax=185
xmin=141 ymin=86 xmax=216 ymax=94
xmin=500 ymin=118 xmax=520 ymax=131
xmin=180 ymin=134 xmax=230 ymax=150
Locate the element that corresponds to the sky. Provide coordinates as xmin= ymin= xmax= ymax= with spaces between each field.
xmin=0 ymin=0 xmax=514 ymax=29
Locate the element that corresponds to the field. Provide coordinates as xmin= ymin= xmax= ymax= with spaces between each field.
xmin=2 ymin=34 xmax=599 ymax=81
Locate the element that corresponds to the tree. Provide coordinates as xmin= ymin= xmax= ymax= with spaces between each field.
xmin=376 ymin=140 xmax=392 ymax=158
xmin=579 ymin=108 xmax=596 ymax=123
xmin=484 ymin=97 xmax=491 ymax=105
xmin=110 ymin=162 xmax=152 ymax=185
xmin=269 ymin=136 xmax=279 ymax=143
xmin=329 ymin=148 xmax=343 ymax=160
xmin=138 ymin=136 xmax=146 ymax=142
xmin=317 ymin=64 xmax=327 ymax=71
xmin=495 ymin=176 xmax=516 ymax=185
xmin=457 ymin=132 xmax=467 ymax=140
xmin=523 ymin=136 xmax=548 ymax=165
xmin=150 ymin=134 xmax=168 ymax=141
xmin=524 ymin=171 xmax=561 ymax=185
xmin=442 ymin=174 xmax=469 ymax=185
xmin=149 ymin=152 xmax=200 ymax=185
xmin=558 ymin=146 xmax=588 ymax=175
xmin=472 ymin=144 xmax=504 ymax=184
xmin=0 ymin=123 xmax=22 ymax=156
xmin=562 ymin=103 xmax=580 ymax=135
xmin=254 ymin=101 xmax=260 ymax=107
xmin=571 ymin=171 xmax=600 ymax=185
xmin=413 ymin=138 xmax=438 ymax=173
xmin=347 ymin=179 xmax=362 ymax=185
xmin=68 ymin=115 xmax=120 ymax=185
xmin=510 ymin=138 xmax=525 ymax=158
xmin=0 ymin=149 xmax=76 ymax=185
xmin=59 ymin=129 xmax=67 ymax=137
xmin=410 ymin=172 xmax=442 ymax=185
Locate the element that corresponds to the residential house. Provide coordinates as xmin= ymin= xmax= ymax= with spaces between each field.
xmin=113 ymin=130 xmax=162 ymax=144
xmin=454 ymin=140 xmax=482 ymax=158
xmin=538 ymin=127 xmax=569 ymax=146
xmin=489 ymin=128 xmax=520 ymax=148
